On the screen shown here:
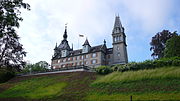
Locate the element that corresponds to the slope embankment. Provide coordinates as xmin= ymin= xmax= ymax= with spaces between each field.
xmin=0 ymin=66 xmax=180 ymax=101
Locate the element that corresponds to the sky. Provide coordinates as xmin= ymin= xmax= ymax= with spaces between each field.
xmin=17 ymin=0 xmax=180 ymax=64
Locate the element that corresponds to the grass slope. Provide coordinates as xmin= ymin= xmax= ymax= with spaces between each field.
xmin=93 ymin=66 xmax=180 ymax=83
xmin=0 ymin=67 xmax=180 ymax=101
xmin=0 ymin=72 xmax=96 ymax=101
xmin=0 ymin=76 xmax=66 ymax=99
xmin=86 ymin=67 xmax=180 ymax=101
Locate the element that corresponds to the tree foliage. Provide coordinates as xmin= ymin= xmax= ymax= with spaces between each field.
xmin=0 ymin=0 xmax=30 ymax=70
xmin=96 ymin=66 xmax=113 ymax=75
xmin=23 ymin=61 xmax=49 ymax=73
xmin=164 ymin=36 xmax=180 ymax=58
xmin=150 ymin=30 xmax=178 ymax=59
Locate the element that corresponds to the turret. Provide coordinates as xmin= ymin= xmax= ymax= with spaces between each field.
xmin=82 ymin=38 xmax=91 ymax=53
xmin=59 ymin=25 xmax=71 ymax=57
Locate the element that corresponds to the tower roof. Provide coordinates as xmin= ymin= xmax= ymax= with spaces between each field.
xmin=63 ymin=25 xmax=67 ymax=40
xmin=83 ymin=38 xmax=91 ymax=46
xmin=113 ymin=16 xmax=124 ymax=33
xmin=57 ymin=25 xmax=71 ymax=50
xmin=54 ymin=42 xmax=58 ymax=50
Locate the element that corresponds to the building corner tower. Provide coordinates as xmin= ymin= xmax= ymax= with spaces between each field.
xmin=112 ymin=16 xmax=128 ymax=64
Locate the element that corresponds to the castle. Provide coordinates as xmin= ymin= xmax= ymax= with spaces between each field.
xmin=51 ymin=16 xmax=128 ymax=69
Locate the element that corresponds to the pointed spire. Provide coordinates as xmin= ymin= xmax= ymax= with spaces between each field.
xmin=104 ymin=39 xmax=106 ymax=45
xmin=113 ymin=15 xmax=123 ymax=32
xmin=83 ymin=38 xmax=90 ymax=46
xmin=54 ymin=42 xmax=57 ymax=50
xmin=72 ymin=43 xmax=73 ymax=50
xmin=63 ymin=24 xmax=68 ymax=40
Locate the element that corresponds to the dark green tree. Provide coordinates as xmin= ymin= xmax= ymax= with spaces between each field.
xmin=150 ymin=30 xmax=178 ymax=59
xmin=23 ymin=61 xmax=49 ymax=73
xmin=0 ymin=0 xmax=30 ymax=70
xmin=164 ymin=36 xmax=180 ymax=58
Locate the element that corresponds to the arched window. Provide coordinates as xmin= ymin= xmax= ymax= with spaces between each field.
xmin=117 ymin=53 xmax=120 ymax=57
xmin=117 ymin=36 xmax=119 ymax=41
xmin=114 ymin=37 xmax=116 ymax=42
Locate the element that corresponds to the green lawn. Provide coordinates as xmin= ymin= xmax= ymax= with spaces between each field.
xmin=0 ymin=76 xmax=67 ymax=99
xmin=0 ymin=67 xmax=180 ymax=101
xmin=93 ymin=66 xmax=180 ymax=84
xmin=86 ymin=67 xmax=180 ymax=101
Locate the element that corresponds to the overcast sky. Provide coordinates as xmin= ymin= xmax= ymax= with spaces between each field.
xmin=18 ymin=0 xmax=180 ymax=64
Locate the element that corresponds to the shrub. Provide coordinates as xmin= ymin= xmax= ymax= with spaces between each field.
xmin=109 ymin=57 xmax=180 ymax=73
xmin=96 ymin=66 xmax=113 ymax=75
xmin=0 ymin=69 xmax=15 ymax=83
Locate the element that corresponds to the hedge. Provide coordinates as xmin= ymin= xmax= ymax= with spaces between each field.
xmin=96 ymin=57 xmax=180 ymax=74
xmin=113 ymin=57 xmax=180 ymax=72
xmin=0 ymin=69 xmax=15 ymax=83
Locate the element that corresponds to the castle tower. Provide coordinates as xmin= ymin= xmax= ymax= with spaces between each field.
xmin=112 ymin=16 xmax=128 ymax=64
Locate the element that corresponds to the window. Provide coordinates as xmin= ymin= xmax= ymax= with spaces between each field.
xmin=91 ymin=59 xmax=97 ymax=64
xmin=117 ymin=53 xmax=120 ymax=57
xmin=114 ymin=37 xmax=116 ymax=42
xmin=85 ymin=61 xmax=88 ymax=65
xmin=68 ymin=58 xmax=71 ymax=61
xmin=108 ymin=55 xmax=110 ymax=59
xmin=120 ymin=36 xmax=123 ymax=41
xmin=86 ymin=55 xmax=89 ymax=58
xmin=74 ymin=57 xmax=76 ymax=60
xmin=62 ymin=65 xmax=65 ymax=68
xmin=116 ymin=37 xmax=118 ymax=42
xmin=77 ymin=56 xmax=79 ymax=60
xmin=92 ymin=53 xmax=97 ymax=58
xmin=63 ymin=59 xmax=66 ymax=62
xmin=74 ymin=62 xmax=77 ymax=66
xmin=117 ymin=46 xmax=120 ymax=50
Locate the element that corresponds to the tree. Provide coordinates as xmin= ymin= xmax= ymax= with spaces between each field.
xmin=0 ymin=0 xmax=30 ymax=70
xmin=164 ymin=36 xmax=180 ymax=58
xmin=150 ymin=30 xmax=178 ymax=59
xmin=23 ymin=61 xmax=49 ymax=73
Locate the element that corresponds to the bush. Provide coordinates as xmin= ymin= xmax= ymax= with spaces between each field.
xmin=96 ymin=66 xmax=113 ymax=75
xmin=0 ymin=69 xmax=15 ymax=83
xmin=109 ymin=57 xmax=180 ymax=73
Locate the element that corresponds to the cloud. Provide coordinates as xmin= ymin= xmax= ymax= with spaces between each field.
xmin=18 ymin=0 xmax=179 ymax=63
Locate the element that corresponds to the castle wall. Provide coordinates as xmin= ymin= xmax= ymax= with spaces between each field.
xmin=51 ymin=51 xmax=103 ymax=69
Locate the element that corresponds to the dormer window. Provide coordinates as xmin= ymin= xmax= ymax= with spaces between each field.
xmin=82 ymin=38 xmax=91 ymax=53
xmin=61 ymin=50 xmax=69 ymax=57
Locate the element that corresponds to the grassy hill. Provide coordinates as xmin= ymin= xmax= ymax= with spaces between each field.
xmin=0 ymin=66 xmax=180 ymax=101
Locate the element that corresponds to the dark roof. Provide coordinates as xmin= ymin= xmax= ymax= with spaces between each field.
xmin=70 ymin=49 xmax=82 ymax=56
xmin=82 ymin=39 xmax=90 ymax=46
xmin=69 ymin=45 xmax=104 ymax=56
xmin=106 ymin=48 xmax=113 ymax=54
xmin=113 ymin=16 xmax=124 ymax=33
xmin=58 ymin=40 xmax=71 ymax=50
xmin=52 ymin=44 xmax=107 ymax=60
xmin=63 ymin=29 xmax=67 ymax=39
xmin=90 ymin=45 xmax=103 ymax=53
